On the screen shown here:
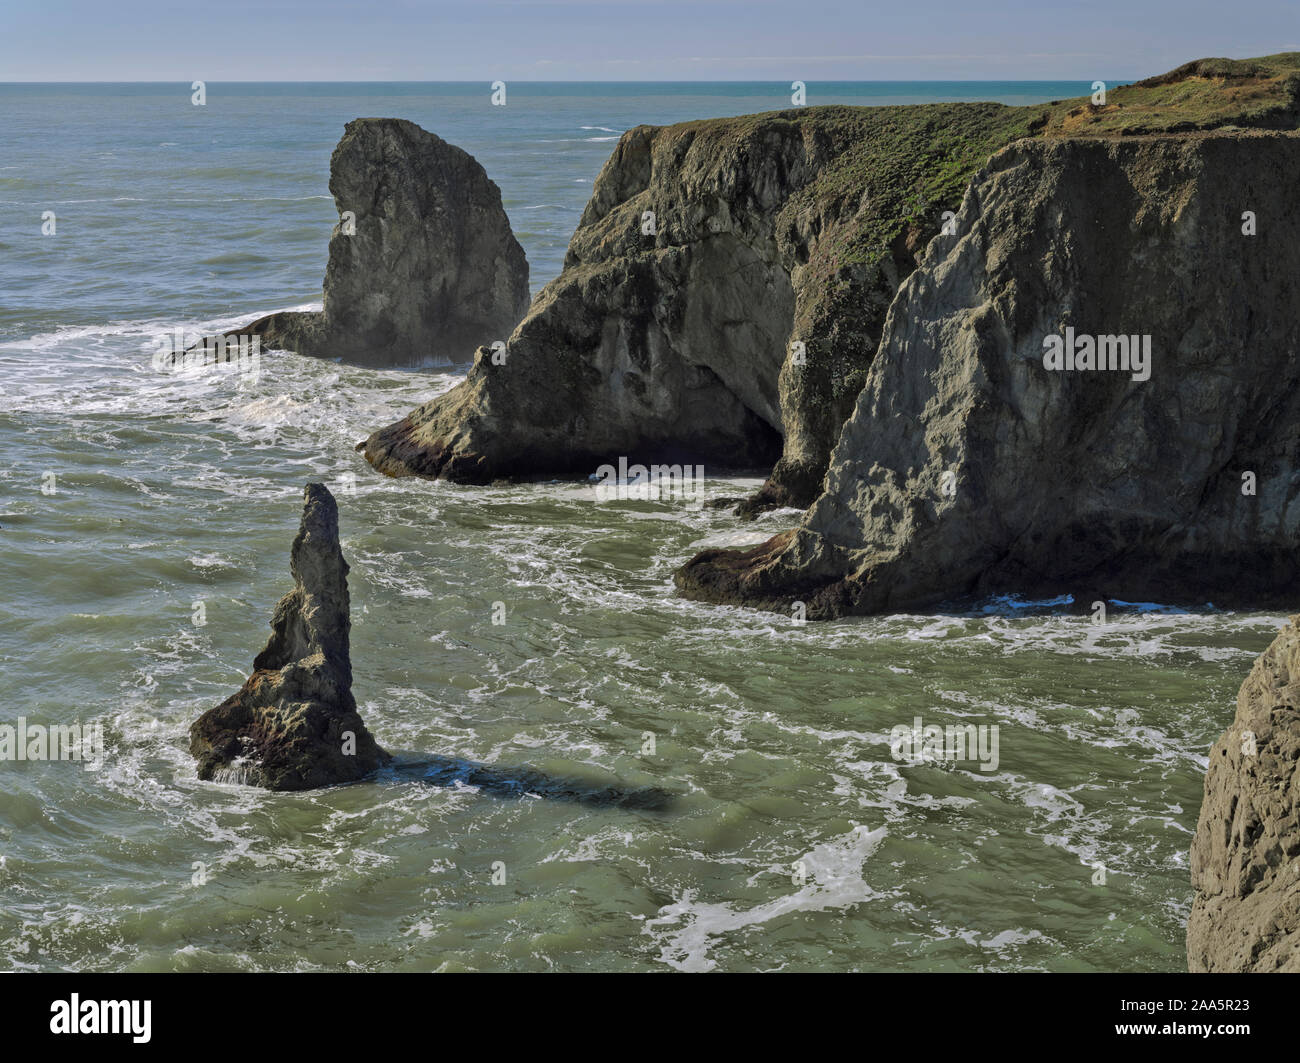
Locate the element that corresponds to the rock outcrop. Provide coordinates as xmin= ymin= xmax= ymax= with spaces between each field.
xmin=362 ymin=104 xmax=1042 ymax=493
xmin=676 ymin=130 xmax=1300 ymax=616
xmin=363 ymin=54 xmax=1300 ymax=510
xmin=1188 ymin=617 xmax=1300 ymax=972
xmin=217 ymin=118 xmax=529 ymax=368
xmin=190 ymin=483 xmax=390 ymax=790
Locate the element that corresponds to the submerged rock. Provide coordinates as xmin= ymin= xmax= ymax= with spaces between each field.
xmin=189 ymin=483 xmax=390 ymax=790
xmin=677 ymin=131 xmax=1300 ymax=616
xmin=211 ymin=118 xmax=529 ymax=368
xmin=1188 ymin=617 xmax=1300 ymax=972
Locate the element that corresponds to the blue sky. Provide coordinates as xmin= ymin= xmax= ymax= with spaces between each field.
xmin=3 ymin=0 xmax=1297 ymax=81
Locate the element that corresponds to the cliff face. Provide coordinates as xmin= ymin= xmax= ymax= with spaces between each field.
xmin=364 ymin=54 xmax=1300 ymax=505
xmin=363 ymin=104 xmax=1045 ymax=494
xmin=1189 ymin=618 xmax=1300 ymax=972
xmin=676 ymin=131 xmax=1300 ymax=616
xmin=235 ymin=118 xmax=529 ymax=368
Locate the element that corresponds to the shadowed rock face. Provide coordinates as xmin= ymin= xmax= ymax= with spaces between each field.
xmin=1189 ymin=617 xmax=1300 ymax=972
xmin=362 ymin=105 xmax=1049 ymax=491
xmin=677 ymin=133 xmax=1300 ymax=617
xmin=189 ymin=483 xmax=390 ymax=790
xmin=362 ymin=54 xmax=1300 ymax=506
xmin=229 ymin=118 xmax=529 ymax=368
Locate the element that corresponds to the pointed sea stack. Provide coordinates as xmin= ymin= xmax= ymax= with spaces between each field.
xmin=189 ymin=483 xmax=390 ymax=790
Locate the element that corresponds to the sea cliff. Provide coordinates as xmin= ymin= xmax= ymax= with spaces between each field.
xmin=363 ymin=53 xmax=1300 ymax=527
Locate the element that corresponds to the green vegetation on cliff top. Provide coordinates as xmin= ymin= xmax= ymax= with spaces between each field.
xmin=620 ymin=53 xmax=1300 ymax=506
xmin=658 ymin=52 xmax=1300 ymax=273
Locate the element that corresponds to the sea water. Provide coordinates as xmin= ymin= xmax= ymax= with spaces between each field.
xmin=0 ymin=82 xmax=1278 ymax=972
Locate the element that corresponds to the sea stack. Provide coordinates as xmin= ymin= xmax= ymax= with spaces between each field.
xmin=219 ymin=118 xmax=530 ymax=367
xmin=1188 ymin=617 xmax=1300 ymax=972
xmin=189 ymin=483 xmax=390 ymax=790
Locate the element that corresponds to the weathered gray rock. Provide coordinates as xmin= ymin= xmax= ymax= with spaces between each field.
xmin=1188 ymin=617 xmax=1300 ymax=972
xmin=676 ymin=132 xmax=1300 ymax=616
xmin=362 ymin=105 xmax=1039 ymax=490
xmin=189 ymin=483 xmax=390 ymax=790
xmin=362 ymin=56 xmax=1300 ymax=504
xmin=219 ymin=118 xmax=529 ymax=368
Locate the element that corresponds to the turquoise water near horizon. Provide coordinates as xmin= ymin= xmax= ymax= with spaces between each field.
xmin=0 ymin=81 xmax=1272 ymax=973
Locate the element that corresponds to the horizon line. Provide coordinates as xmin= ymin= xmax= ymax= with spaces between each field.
xmin=0 ymin=78 xmax=1136 ymax=85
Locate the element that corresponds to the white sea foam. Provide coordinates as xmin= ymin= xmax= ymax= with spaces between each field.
xmin=2 ymin=116 xmax=1275 ymax=976
xmin=642 ymin=825 xmax=889 ymax=972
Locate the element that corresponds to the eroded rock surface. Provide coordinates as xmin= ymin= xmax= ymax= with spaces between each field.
xmin=363 ymin=54 xmax=1300 ymax=507
xmin=218 ymin=118 xmax=529 ymax=367
xmin=677 ymin=132 xmax=1300 ymax=616
xmin=363 ymin=105 xmax=1046 ymax=493
xmin=1188 ymin=617 xmax=1300 ymax=972
xmin=190 ymin=483 xmax=390 ymax=790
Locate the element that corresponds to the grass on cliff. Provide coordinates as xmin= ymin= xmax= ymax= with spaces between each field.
xmin=661 ymin=52 xmax=1300 ymax=274
xmin=1047 ymin=52 xmax=1300 ymax=135
xmin=611 ymin=53 xmax=1300 ymax=468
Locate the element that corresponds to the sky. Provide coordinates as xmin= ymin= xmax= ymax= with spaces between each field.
xmin=2 ymin=0 xmax=1297 ymax=81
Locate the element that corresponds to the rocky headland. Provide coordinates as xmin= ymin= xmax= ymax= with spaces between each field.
xmin=190 ymin=483 xmax=390 ymax=790
xmin=363 ymin=102 xmax=1041 ymax=492
xmin=211 ymin=118 xmax=529 ymax=368
xmin=363 ymin=53 xmax=1300 ymax=523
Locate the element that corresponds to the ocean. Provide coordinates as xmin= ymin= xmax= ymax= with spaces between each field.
xmin=0 ymin=82 xmax=1280 ymax=972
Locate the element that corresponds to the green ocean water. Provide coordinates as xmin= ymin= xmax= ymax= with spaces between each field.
xmin=0 ymin=83 xmax=1279 ymax=972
